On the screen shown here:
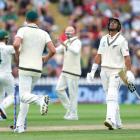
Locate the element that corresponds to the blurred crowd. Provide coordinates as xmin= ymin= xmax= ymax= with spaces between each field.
xmin=0 ymin=0 xmax=140 ymax=78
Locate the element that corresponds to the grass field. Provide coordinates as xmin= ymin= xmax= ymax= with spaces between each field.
xmin=0 ymin=103 xmax=140 ymax=140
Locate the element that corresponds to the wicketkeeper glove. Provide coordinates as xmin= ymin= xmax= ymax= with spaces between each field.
xmin=126 ymin=70 xmax=135 ymax=83
xmin=86 ymin=63 xmax=98 ymax=83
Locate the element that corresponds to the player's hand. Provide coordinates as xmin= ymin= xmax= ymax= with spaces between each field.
xmin=42 ymin=56 xmax=46 ymax=63
xmin=86 ymin=71 xmax=95 ymax=83
xmin=126 ymin=71 xmax=135 ymax=83
xmin=42 ymin=56 xmax=49 ymax=63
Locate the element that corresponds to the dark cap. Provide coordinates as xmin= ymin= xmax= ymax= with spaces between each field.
xmin=0 ymin=30 xmax=8 ymax=40
xmin=26 ymin=10 xmax=38 ymax=21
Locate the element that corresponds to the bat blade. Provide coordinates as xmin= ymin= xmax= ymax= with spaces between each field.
xmin=118 ymin=70 xmax=128 ymax=85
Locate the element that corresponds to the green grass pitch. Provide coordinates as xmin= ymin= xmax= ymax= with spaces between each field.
xmin=0 ymin=103 xmax=140 ymax=140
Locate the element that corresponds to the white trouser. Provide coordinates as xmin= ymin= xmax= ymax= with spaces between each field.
xmin=16 ymin=75 xmax=43 ymax=127
xmin=0 ymin=72 xmax=15 ymax=109
xmin=56 ymin=73 xmax=79 ymax=115
xmin=100 ymin=67 xmax=122 ymax=126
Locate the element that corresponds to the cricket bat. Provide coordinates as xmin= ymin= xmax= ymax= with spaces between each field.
xmin=119 ymin=70 xmax=140 ymax=99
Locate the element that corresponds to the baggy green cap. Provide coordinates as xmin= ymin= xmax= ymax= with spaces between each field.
xmin=0 ymin=29 xmax=8 ymax=39
xmin=26 ymin=10 xmax=38 ymax=21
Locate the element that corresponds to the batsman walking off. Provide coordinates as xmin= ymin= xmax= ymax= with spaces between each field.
xmin=56 ymin=26 xmax=82 ymax=120
xmin=13 ymin=11 xmax=56 ymax=133
xmin=87 ymin=18 xmax=135 ymax=130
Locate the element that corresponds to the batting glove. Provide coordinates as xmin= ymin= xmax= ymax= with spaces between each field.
xmin=86 ymin=71 xmax=96 ymax=83
xmin=126 ymin=71 xmax=135 ymax=83
xmin=86 ymin=63 xmax=98 ymax=83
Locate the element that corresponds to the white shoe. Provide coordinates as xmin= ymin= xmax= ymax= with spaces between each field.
xmin=14 ymin=126 xmax=25 ymax=133
xmin=40 ymin=95 xmax=49 ymax=115
xmin=116 ymin=124 xmax=122 ymax=129
xmin=0 ymin=106 xmax=7 ymax=120
xmin=64 ymin=110 xmax=70 ymax=119
xmin=104 ymin=119 xmax=116 ymax=130
xmin=64 ymin=114 xmax=78 ymax=120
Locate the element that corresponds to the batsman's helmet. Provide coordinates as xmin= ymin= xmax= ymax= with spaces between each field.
xmin=108 ymin=17 xmax=121 ymax=32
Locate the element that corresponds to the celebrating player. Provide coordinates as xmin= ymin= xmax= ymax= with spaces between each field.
xmin=13 ymin=10 xmax=56 ymax=133
xmin=56 ymin=26 xmax=82 ymax=120
xmin=87 ymin=18 xmax=135 ymax=130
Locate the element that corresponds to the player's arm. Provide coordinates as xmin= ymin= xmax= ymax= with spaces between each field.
xmin=13 ymin=28 xmax=24 ymax=65
xmin=121 ymin=40 xmax=135 ymax=83
xmin=86 ymin=53 xmax=101 ymax=82
xmin=13 ymin=37 xmax=22 ymax=65
xmin=67 ymin=40 xmax=81 ymax=54
xmin=42 ymin=41 xmax=56 ymax=63
xmin=94 ymin=54 xmax=101 ymax=65
xmin=56 ymin=44 xmax=64 ymax=53
xmin=124 ymin=55 xmax=131 ymax=71
xmin=90 ymin=53 xmax=101 ymax=74
xmin=86 ymin=37 xmax=103 ymax=82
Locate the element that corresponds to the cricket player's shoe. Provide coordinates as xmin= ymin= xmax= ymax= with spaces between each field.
xmin=108 ymin=124 xmax=122 ymax=130
xmin=14 ymin=126 xmax=25 ymax=133
xmin=40 ymin=95 xmax=49 ymax=115
xmin=0 ymin=106 xmax=7 ymax=120
xmin=64 ymin=110 xmax=70 ymax=120
xmin=64 ymin=113 xmax=78 ymax=120
xmin=116 ymin=124 xmax=122 ymax=129
xmin=104 ymin=119 xmax=116 ymax=130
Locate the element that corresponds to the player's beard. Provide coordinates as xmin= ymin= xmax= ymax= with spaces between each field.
xmin=108 ymin=28 xmax=118 ymax=31
xmin=108 ymin=25 xmax=119 ymax=32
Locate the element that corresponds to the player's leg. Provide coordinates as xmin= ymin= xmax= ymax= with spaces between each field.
xmin=66 ymin=77 xmax=79 ymax=120
xmin=56 ymin=73 xmax=70 ymax=118
xmin=1 ymin=74 xmax=15 ymax=109
xmin=16 ymin=75 xmax=48 ymax=124
xmin=31 ymin=76 xmax=49 ymax=115
xmin=116 ymin=103 xmax=122 ymax=129
xmin=100 ymin=69 xmax=111 ymax=128
xmin=105 ymin=73 xmax=121 ymax=130
xmin=0 ymin=73 xmax=15 ymax=120
xmin=14 ymin=102 xmax=29 ymax=133
xmin=19 ymin=75 xmax=48 ymax=105
xmin=15 ymin=75 xmax=31 ymax=133
xmin=0 ymin=84 xmax=7 ymax=120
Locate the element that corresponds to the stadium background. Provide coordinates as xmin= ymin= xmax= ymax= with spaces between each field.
xmin=0 ymin=0 xmax=140 ymax=103
xmin=0 ymin=0 xmax=139 ymax=103
xmin=0 ymin=0 xmax=140 ymax=139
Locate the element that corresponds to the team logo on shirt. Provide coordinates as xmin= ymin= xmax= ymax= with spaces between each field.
xmin=112 ymin=45 xmax=118 ymax=48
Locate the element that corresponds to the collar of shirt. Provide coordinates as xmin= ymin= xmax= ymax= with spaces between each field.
xmin=108 ymin=32 xmax=120 ymax=41
xmin=70 ymin=36 xmax=78 ymax=40
xmin=26 ymin=23 xmax=39 ymax=28
xmin=65 ymin=36 xmax=78 ymax=43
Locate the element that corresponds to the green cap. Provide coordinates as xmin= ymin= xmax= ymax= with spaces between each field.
xmin=0 ymin=30 xmax=8 ymax=40
xmin=26 ymin=10 xmax=38 ymax=21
